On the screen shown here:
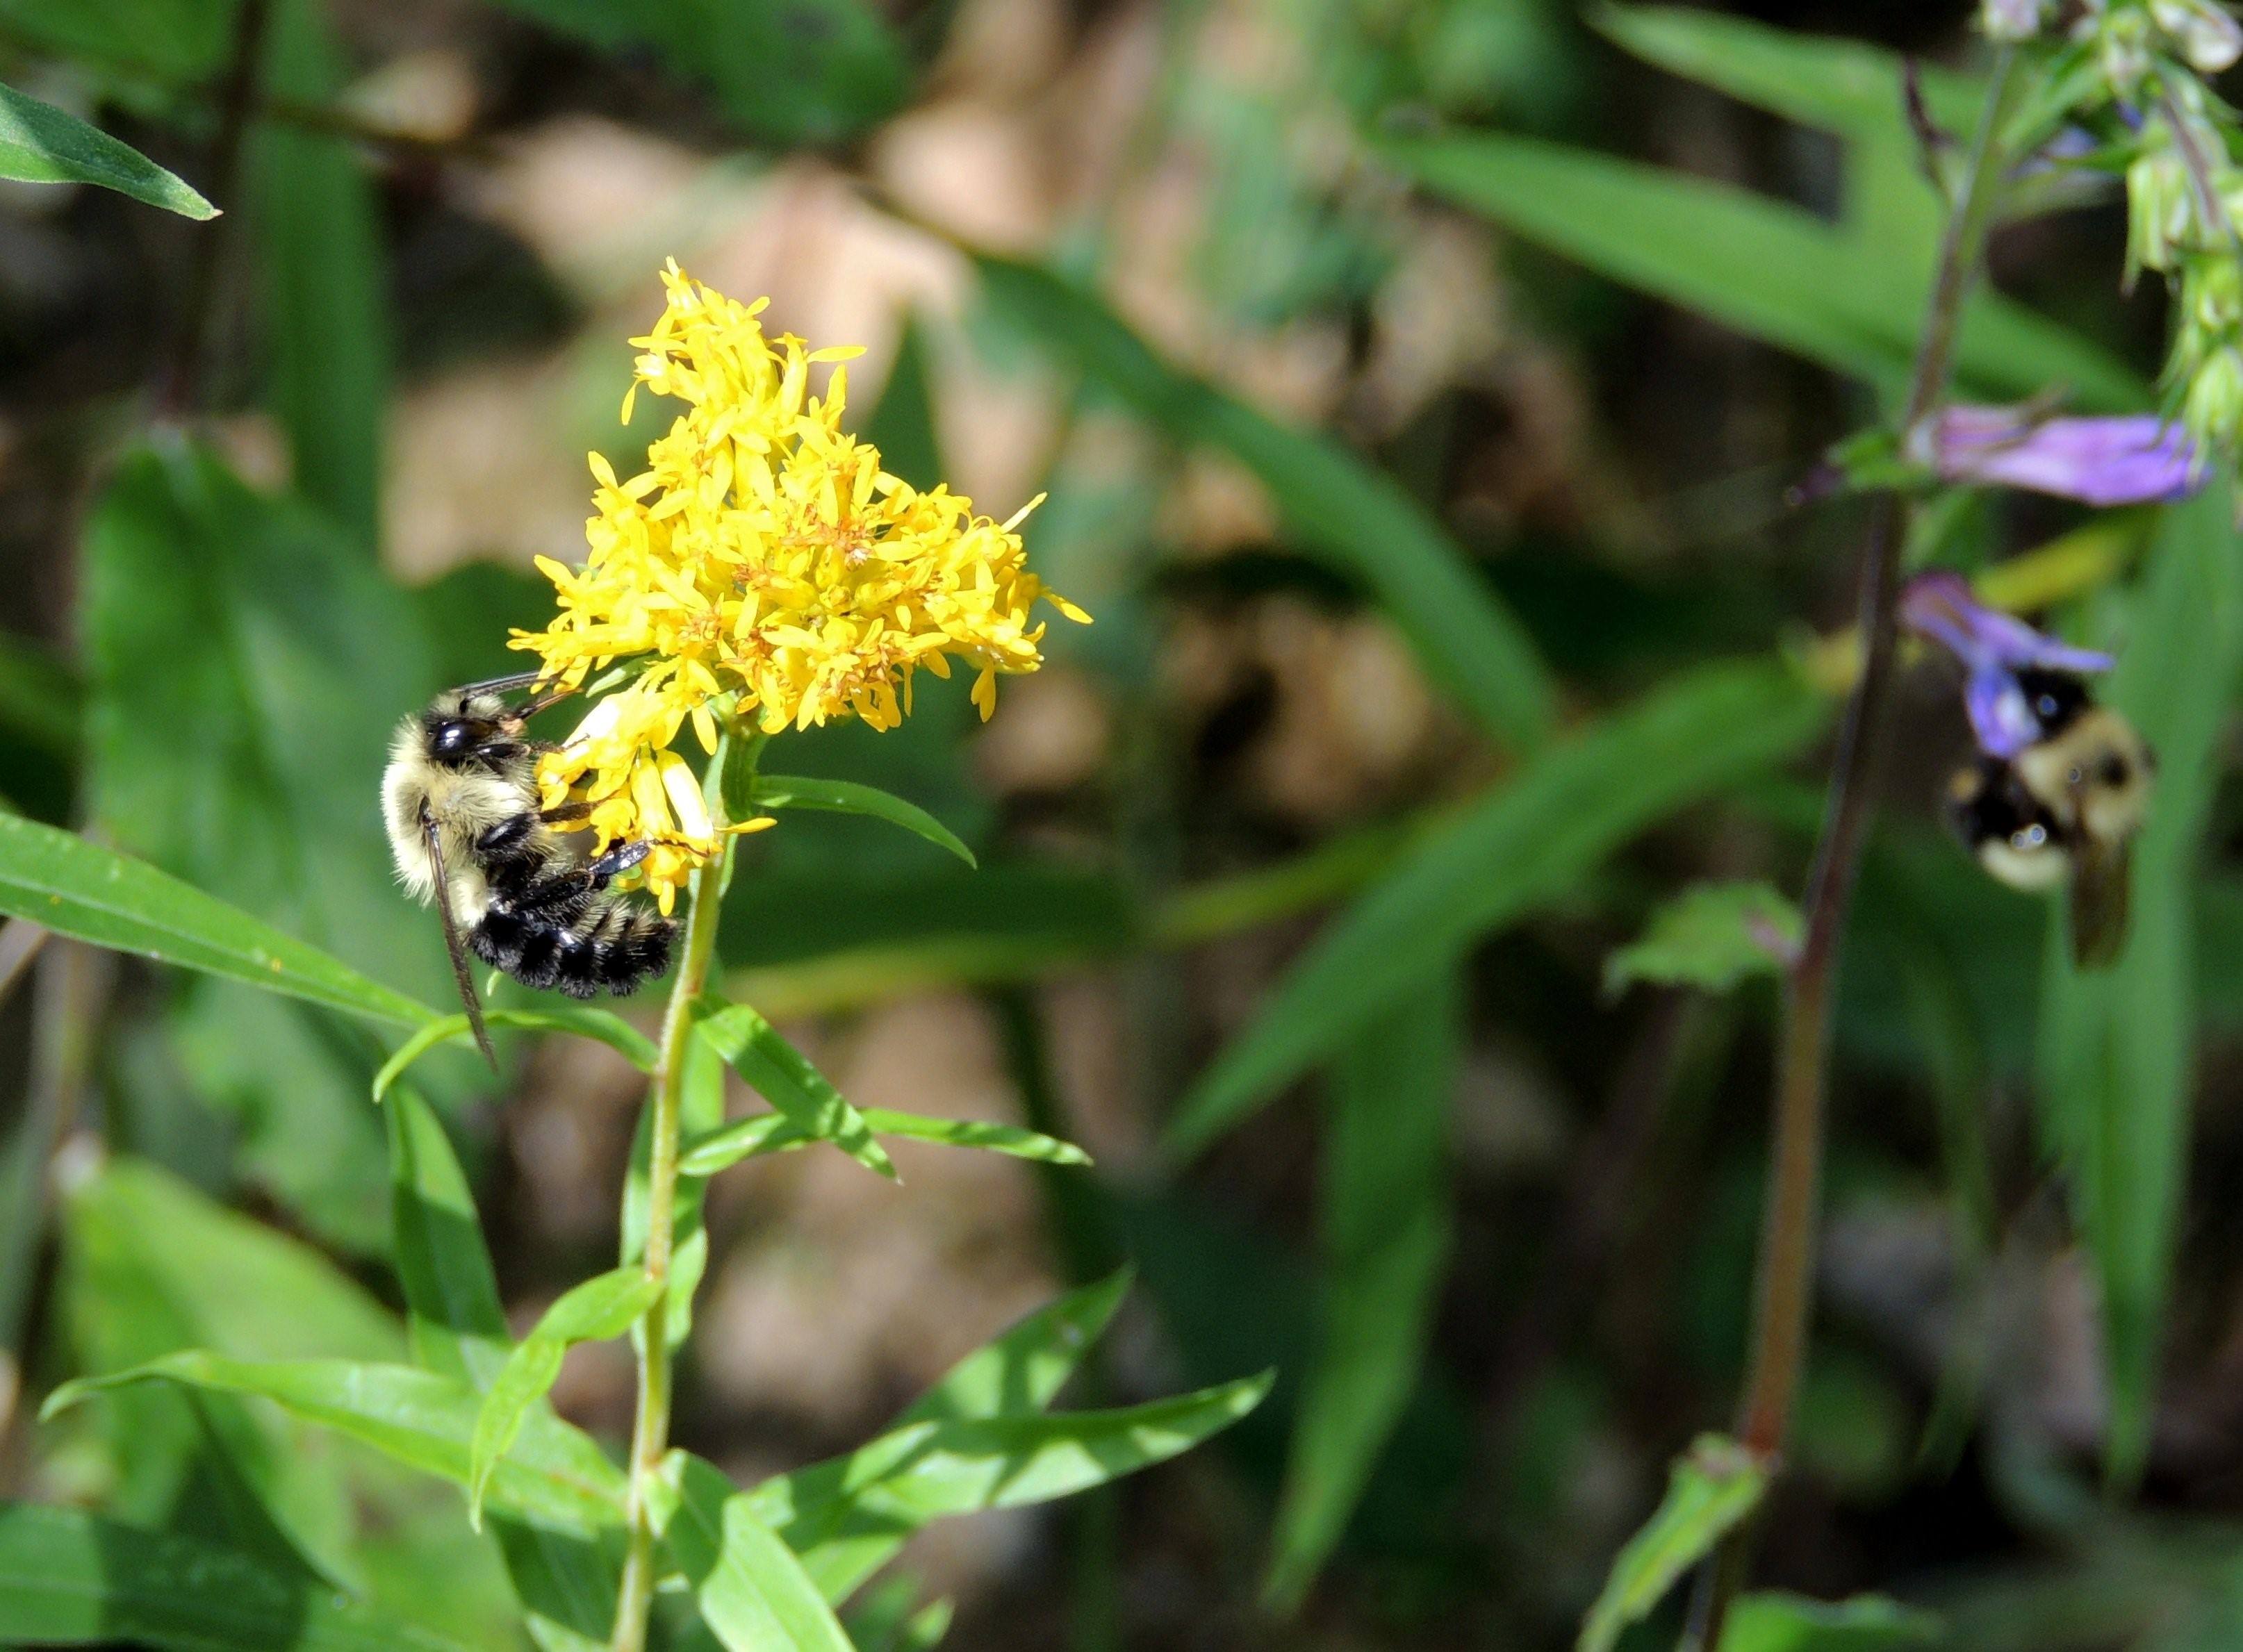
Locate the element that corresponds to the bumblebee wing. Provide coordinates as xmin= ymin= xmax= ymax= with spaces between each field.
xmin=2068 ymin=834 xmax=2133 ymax=971
xmin=423 ymin=810 xmax=498 ymax=1069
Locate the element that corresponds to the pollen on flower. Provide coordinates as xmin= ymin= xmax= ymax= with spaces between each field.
xmin=510 ymin=261 xmax=1087 ymax=911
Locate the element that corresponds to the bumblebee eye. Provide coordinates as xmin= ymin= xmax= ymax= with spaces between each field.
xmin=432 ymin=719 xmax=477 ymax=760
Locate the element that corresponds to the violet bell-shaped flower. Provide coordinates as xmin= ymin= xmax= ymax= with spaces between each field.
xmin=1921 ymin=405 xmax=2203 ymax=506
xmin=1900 ymin=572 xmax=2114 ymax=759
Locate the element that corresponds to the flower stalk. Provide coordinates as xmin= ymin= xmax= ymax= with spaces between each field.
xmin=610 ymin=732 xmax=749 ymax=1652
xmin=1682 ymin=46 xmax=2019 ymax=1652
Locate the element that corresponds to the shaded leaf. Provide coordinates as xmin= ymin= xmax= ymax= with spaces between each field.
xmin=1377 ymin=131 xmax=2142 ymax=410
xmin=1265 ymin=975 xmax=1459 ymax=1610
xmin=1604 ymin=881 xmax=1803 ymax=996
xmin=975 ymin=254 xmax=1556 ymax=748
xmin=0 ymin=814 xmax=434 ymax=1026
xmin=679 ymin=1105 xmax=1089 ymax=1176
xmin=374 ymin=1007 xmax=658 ymax=1102
xmin=44 ymin=1353 xmax=628 ymax=1538
xmin=0 ymin=80 xmax=215 ymax=215
xmin=0 ymin=1503 xmax=475 ymax=1651
xmin=2037 ymin=490 xmax=2243 ymax=1485
xmin=750 ymin=1375 xmax=1274 ymax=1603
xmin=0 ymin=628 xmax=79 ymax=761
xmin=669 ymin=1455 xmax=857 ymax=1651
xmin=751 ymin=774 xmax=977 ymax=867
xmin=469 ymin=1268 xmax=661 ymax=1527
xmin=690 ymin=998 xmax=898 ymax=1180
xmin=1578 ymin=1434 xmax=1768 ymax=1652
xmin=1169 ymin=659 xmax=1830 ymax=1158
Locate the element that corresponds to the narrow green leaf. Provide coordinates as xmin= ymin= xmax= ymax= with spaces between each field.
xmin=44 ymin=1353 xmax=628 ymax=1537
xmin=253 ymin=0 xmax=391 ymax=548
xmin=898 ymin=1269 xmax=1132 ymax=1425
xmin=1592 ymin=6 xmax=1982 ymax=140
xmin=975 ymin=254 xmax=1556 ymax=748
xmin=1724 ymin=1591 xmax=1941 ymax=1652
xmin=679 ymin=1105 xmax=1090 ymax=1176
xmin=690 ymin=998 xmax=898 ymax=1180
xmin=1265 ymin=976 xmax=1459 ymax=1610
xmin=1604 ymin=880 xmax=1803 ymax=997
xmin=1377 ymin=132 xmax=2143 ymax=411
xmin=893 ymin=1601 xmax=954 ymax=1651
xmin=750 ymin=1374 xmax=1274 ymax=1604
xmin=669 ymin=1455 xmax=857 ymax=1652
xmin=385 ymin=1084 xmax=511 ymax=1387
xmin=0 ymin=813 xmax=436 ymax=1025
xmin=375 ymin=1007 xmax=659 ymax=1102
xmin=751 ymin=775 xmax=977 ymax=867
xmin=486 ymin=0 xmax=909 ymax=144
xmin=2037 ymin=490 xmax=2243 ymax=1486
xmin=0 ymin=1503 xmax=477 ymax=1652
xmin=0 ymin=80 xmax=215 ymax=216
xmin=468 ymin=1268 xmax=661 ymax=1527
xmin=1169 ymin=659 xmax=1830 ymax=1157
xmin=1577 ymin=1434 xmax=1768 ymax=1652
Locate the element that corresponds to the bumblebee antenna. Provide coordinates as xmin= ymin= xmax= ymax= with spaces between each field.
xmin=454 ymin=670 xmax=548 ymax=697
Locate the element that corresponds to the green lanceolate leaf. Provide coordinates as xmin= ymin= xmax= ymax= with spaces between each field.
xmin=974 ymin=254 xmax=1556 ymax=750
xmin=0 ymin=81 xmax=215 ymax=217
xmin=1168 ymin=659 xmax=1830 ymax=1158
xmin=750 ymin=1374 xmax=1274 ymax=1604
xmin=1265 ymin=976 xmax=1460 ymax=1611
xmin=44 ymin=1353 xmax=627 ymax=1537
xmin=689 ymin=998 xmax=898 ymax=1180
xmin=0 ymin=1503 xmax=476 ymax=1652
xmin=680 ymin=1105 xmax=1090 ymax=1176
xmin=1604 ymin=880 xmax=1803 ymax=997
xmin=898 ymin=1269 xmax=1132 ymax=1424
xmin=1376 ymin=132 xmax=2142 ymax=411
xmin=484 ymin=0 xmax=908 ymax=144
xmin=751 ymin=775 xmax=978 ymax=867
xmin=1592 ymin=6 xmax=1981 ymax=141
xmin=669 ymin=1455 xmax=857 ymax=1652
xmin=1578 ymin=1435 xmax=1768 ymax=1652
xmin=0 ymin=814 xmax=436 ymax=1025
xmin=1723 ymin=1592 xmax=1941 ymax=1652
xmin=468 ymin=1268 xmax=662 ymax=1528
xmin=2037 ymin=490 xmax=2243 ymax=1486
xmin=374 ymin=1007 xmax=659 ymax=1102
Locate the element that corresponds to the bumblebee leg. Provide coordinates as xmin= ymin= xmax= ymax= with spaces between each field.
xmin=539 ymin=798 xmax=595 ymax=825
xmin=586 ymin=839 xmax=655 ymax=878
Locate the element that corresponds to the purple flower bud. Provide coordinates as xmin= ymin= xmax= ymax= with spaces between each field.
xmin=1925 ymin=406 xmax=2203 ymax=506
xmin=1901 ymin=572 xmax=2114 ymax=758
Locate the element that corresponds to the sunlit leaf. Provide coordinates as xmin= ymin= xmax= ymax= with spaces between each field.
xmin=0 ymin=1503 xmax=475 ymax=1651
xmin=1265 ymin=976 xmax=1459 ymax=1610
xmin=898 ymin=1270 xmax=1132 ymax=1426
xmin=690 ymin=998 xmax=898 ymax=1180
xmin=751 ymin=1375 xmax=1274 ymax=1603
xmin=1725 ymin=1591 xmax=1941 ymax=1652
xmin=374 ymin=1007 xmax=658 ymax=1102
xmin=44 ymin=1353 xmax=627 ymax=1538
xmin=469 ymin=1268 xmax=661 ymax=1527
xmin=974 ymin=254 xmax=1557 ymax=749
xmin=1604 ymin=881 xmax=1803 ymax=997
xmin=384 ymin=1085 xmax=509 ymax=1387
xmin=751 ymin=775 xmax=976 ymax=868
xmin=679 ymin=1105 xmax=1089 ymax=1175
xmin=1577 ymin=1434 xmax=1768 ymax=1652
xmin=668 ymin=1455 xmax=857 ymax=1651
xmin=1169 ymin=660 xmax=1830 ymax=1158
xmin=0 ymin=80 xmax=215 ymax=216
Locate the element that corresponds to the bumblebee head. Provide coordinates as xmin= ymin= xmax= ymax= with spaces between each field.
xmin=422 ymin=688 xmax=523 ymax=771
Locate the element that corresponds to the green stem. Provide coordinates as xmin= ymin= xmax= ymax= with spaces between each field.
xmin=1681 ymin=44 xmax=2018 ymax=1652
xmin=610 ymin=745 xmax=745 ymax=1652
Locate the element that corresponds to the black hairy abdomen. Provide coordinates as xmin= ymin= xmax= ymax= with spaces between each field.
xmin=466 ymin=811 xmax=676 ymax=999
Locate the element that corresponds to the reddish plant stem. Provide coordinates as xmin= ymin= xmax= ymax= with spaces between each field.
xmin=1682 ymin=46 xmax=2018 ymax=1652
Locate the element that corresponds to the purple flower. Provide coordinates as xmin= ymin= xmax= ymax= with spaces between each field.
xmin=1901 ymin=572 xmax=2114 ymax=758
xmin=1925 ymin=406 xmax=2202 ymax=506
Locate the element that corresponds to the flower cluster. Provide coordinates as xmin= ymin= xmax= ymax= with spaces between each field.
xmin=1985 ymin=0 xmax=2243 ymax=460
xmin=512 ymin=263 xmax=1089 ymax=909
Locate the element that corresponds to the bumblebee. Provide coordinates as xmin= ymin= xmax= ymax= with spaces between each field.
xmin=382 ymin=673 xmax=674 ymax=1064
xmin=1947 ymin=666 xmax=2155 ymax=969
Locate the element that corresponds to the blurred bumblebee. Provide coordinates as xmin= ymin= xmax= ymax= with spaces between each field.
xmin=382 ymin=673 xmax=674 ymax=1065
xmin=1945 ymin=665 xmax=2155 ymax=969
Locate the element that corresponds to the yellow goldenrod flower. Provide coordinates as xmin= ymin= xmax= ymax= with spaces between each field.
xmin=513 ymin=261 xmax=1087 ymax=910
